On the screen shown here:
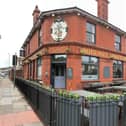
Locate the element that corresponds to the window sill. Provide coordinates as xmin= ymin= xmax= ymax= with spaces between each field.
xmin=86 ymin=41 xmax=96 ymax=45
xmin=81 ymin=80 xmax=103 ymax=89
xmin=115 ymin=49 xmax=121 ymax=52
xmin=81 ymin=80 xmax=100 ymax=83
xmin=113 ymin=78 xmax=123 ymax=81
xmin=36 ymin=79 xmax=43 ymax=84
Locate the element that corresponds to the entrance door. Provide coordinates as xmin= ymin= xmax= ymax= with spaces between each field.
xmin=51 ymin=55 xmax=66 ymax=89
xmin=51 ymin=64 xmax=66 ymax=88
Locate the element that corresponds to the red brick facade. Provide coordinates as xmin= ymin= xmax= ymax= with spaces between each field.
xmin=22 ymin=2 xmax=126 ymax=90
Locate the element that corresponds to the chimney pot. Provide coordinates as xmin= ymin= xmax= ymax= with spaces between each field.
xmin=32 ymin=5 xmax=40 ymax=25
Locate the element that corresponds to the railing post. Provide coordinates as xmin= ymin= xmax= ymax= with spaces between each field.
xmin=49 ymin=89 xmax=56 ymax=126
xmin=122 ymin=96 xmax=126 ymax=126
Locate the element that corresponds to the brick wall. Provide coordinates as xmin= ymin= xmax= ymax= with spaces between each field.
xmin=22 ymin=11 xmax=126 ymax=90
xmin=42 ymin=55 xmax=51 ymax=85
xmin=30 ymin=32 xmax=39 ymax=54
xmin=67 ymin=55 xmax=81 ymax=90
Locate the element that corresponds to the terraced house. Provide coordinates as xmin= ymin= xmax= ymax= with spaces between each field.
xmin=21 ymin=0 xmax=126 ymax=90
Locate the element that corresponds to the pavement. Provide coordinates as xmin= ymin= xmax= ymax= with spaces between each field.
xmin=0 ymin=78 xmax=44 ymax=126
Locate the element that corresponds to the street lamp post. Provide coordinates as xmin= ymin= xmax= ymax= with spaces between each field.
xmin=8 ymin=53 xmax=10 ymax=68
xmin=12 ymin=53 xmax=17 ymax=87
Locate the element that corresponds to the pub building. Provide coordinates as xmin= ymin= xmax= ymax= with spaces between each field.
xmin=21 ymin=0 xmax=126 ymax=90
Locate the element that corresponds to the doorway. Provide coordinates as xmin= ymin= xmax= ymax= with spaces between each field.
xmin=51 ymin=55 xmax=66 ymax=88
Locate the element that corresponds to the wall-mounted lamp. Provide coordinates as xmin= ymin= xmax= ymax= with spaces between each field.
xmin=52 ymin=13 xmax=55 ymax=17
xmin=77 ymin=13 xmax=80 ymax=16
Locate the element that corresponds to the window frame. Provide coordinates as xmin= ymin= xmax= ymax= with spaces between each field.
xmin=38 ymin=27 xmax=42 ymax=47
xmin=36 ymin=56 xmax=42 ymax=80
xmin=86 ymin=22 xmax=96 ymax=44
xmin=113 ymin=60 xmax=123 ymax=79
xmin=29 ymin=61 xmax=32 ymax=80
xmin=115 ymin=34 xmax=121 ymax=51
xmin=81 ymin=56 xmax=99 ymax=80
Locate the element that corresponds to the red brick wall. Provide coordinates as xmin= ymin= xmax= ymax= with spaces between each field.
xmin=42 ymin=55 xmax=51 ymax=86
xmin=42 ymin=14 xmax=86 ymax=44
xmin=42 ymin=14 xmax=126 ymax=54
xmin=26 ymin=43 xmax=30 ymax=56
xmin=121 ymin=36 xmax=126 ymax=53
xmin=96 ymin=25 xmax=114 ymax=50
xmin=66 ymin=55 xmax=81 ymax=90
xmin=24 ymin=46 xmax=27 ymax=57
xmin=22 ymin=12 xmax=126 ymax=90
xmin=23 ymin=63 xmax=29 ymax=79
xmin=23 ymin=60 xmax=37 ymax=80
xmin=30 ymin=32 xmax=38 ymax=54
xmin=123 ymin=62 xmax=126 ymax=80
xmin=23 ymin=64 xmax=26 ymax=79
xmin=24 ymin=13 xmax=126 ymax=57
xmin=99 ymin=58 xmax=113 ymax=83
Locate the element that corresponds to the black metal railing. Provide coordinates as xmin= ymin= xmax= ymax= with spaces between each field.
xmin=15 ymin=77 xmax=126 ymax=126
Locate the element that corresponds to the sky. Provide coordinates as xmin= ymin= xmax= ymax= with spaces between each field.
xmin=0 ymin=0 xmax=126 ymax=68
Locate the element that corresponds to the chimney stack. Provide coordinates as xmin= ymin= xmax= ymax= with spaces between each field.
xmin=96 ymin=0 xmax=109 ymax=21
xmin=32 ymin=5 xmax=40 ymax=25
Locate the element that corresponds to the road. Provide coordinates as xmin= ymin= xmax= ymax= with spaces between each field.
xmin=0 ymin=78 xmax=44 ymax=126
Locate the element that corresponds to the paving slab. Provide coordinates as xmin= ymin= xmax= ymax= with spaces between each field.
xmin=0 ymin=105 xmax=13 ymax=114
xmin=0 ymin=78 xmax=44 ymax=126
xmin=23 ymin=122 xmax=44 ymax=126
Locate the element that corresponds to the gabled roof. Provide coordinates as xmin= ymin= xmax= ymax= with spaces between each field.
xmin=22 ymin=7 xmax=126 ymax=48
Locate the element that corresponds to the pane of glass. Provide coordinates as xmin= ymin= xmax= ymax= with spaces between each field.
xmin=116 ymin=68 xmax=122 ymax=78
xmin=81 ymin=56 xmax=98 ymax=80
xmin=118 ymin=61 xmax=122 ymax=64
xmin=115 ymin=42 xmax=120 ymax=50
xmin=115 ymin=35 xmax=120 ymax=43
xmin=90 ymin=57 xmax=98 ymax=64
xmin=92 ymin=25 xmax=95 ymax=33
xmin=37 ymin=66 xmax=42 ymax=79
xmin=40 ymin=30 xmax=42 ymax=37
xmin=82 ymin=56 xmax=89 ymax=63
xmin=84 ymin=65 xmax=98 ymax=75
xmin=91 ymin=34 xmax=95 ymax=42
xmin=113 ymin=60 xmax=117 ymax=64
xmin=113 ymin=60 xmax=123 ymax=78
xmin=82 ymin=65 xmax=85 ymax=75
xmin=37 ymin=57 xmax=42 ymax=65
xmin=52 ymin=55 xmax=66 ymax=62
xmin=55 ymin=66 xmax=58 ymax=76
xmin=86 ymin=23 xmax=95 ymax=33
xmin=86 ymin=33 xmax=95 ymax=43
xmin=30 ymin=62 xmax=32 ymax=77
xmin=37 ymin=57 xmax=42 ymax=79
xmin=55 ymin=65 xmax=65 ymax=76
xmin=61 ymin=66 xmax=64 ymax=76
